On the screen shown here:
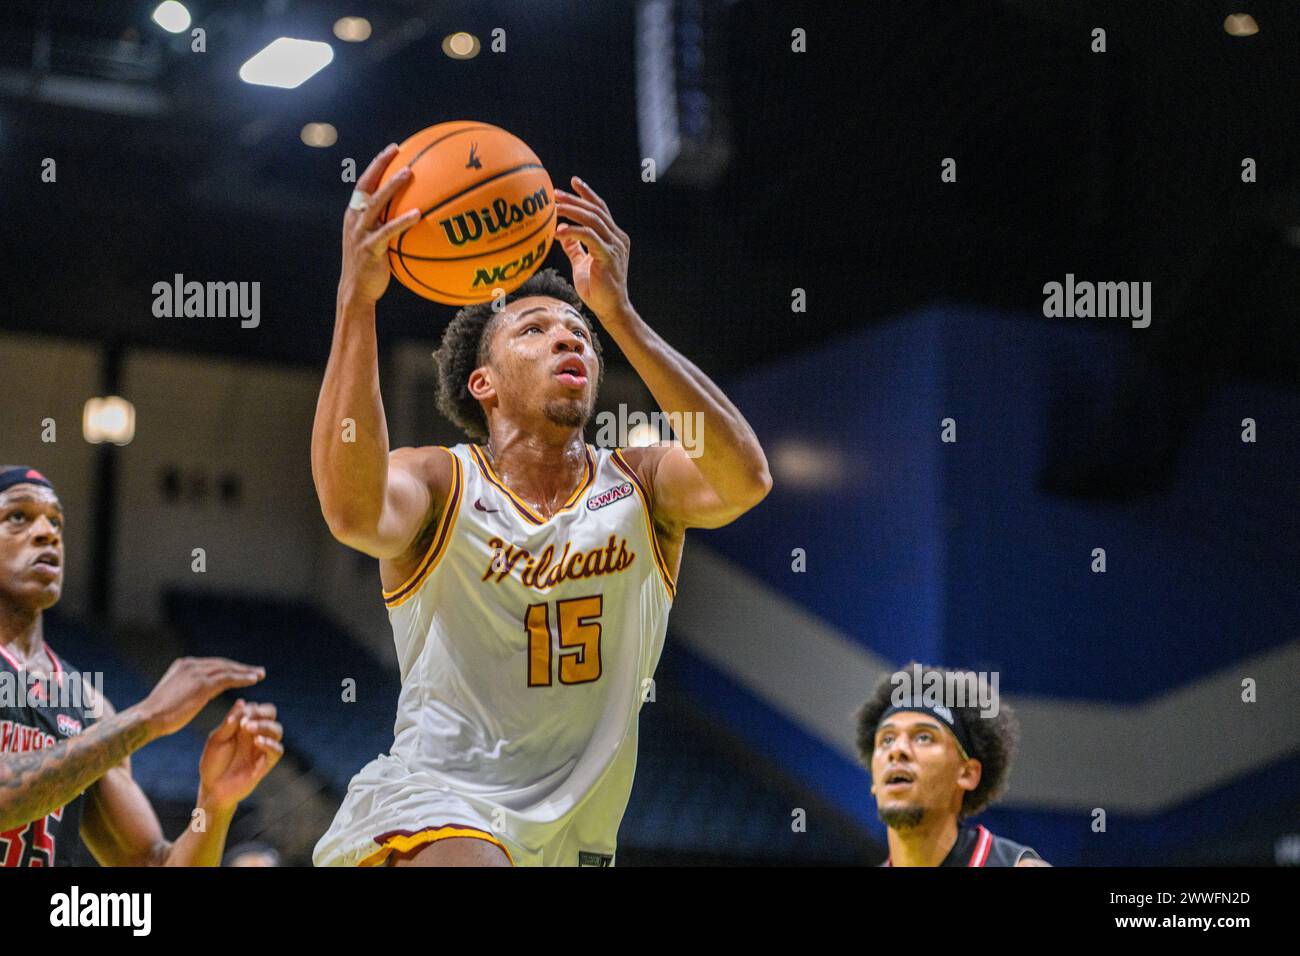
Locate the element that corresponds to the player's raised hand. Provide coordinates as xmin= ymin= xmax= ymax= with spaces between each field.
xmin=555 ymin=177 xmax=633 ymax=320
xmin=136 ymin=656 xmax=265 ymax=740
xmin=198 ymin=700 xmax=285 ymax=810
xmin=341 ymin=143 xmax=422 ymax=306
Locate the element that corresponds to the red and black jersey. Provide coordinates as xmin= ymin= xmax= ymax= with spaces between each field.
xmin=883 ymin=824 xmax=1044 ymax=867
xmin=0 ymin=643 xmax=99 ymax=866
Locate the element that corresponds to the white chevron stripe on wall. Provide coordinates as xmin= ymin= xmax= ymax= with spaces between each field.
xmin=672 ymin=545 xmax=1300 ymax=814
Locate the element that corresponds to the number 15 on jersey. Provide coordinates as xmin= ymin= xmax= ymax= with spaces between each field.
xmin=525 ymin=595 xmax=603 ymax=687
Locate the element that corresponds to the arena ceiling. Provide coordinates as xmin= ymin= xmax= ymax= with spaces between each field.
xmin=0 ymin=0 xmax=1295 ymax=388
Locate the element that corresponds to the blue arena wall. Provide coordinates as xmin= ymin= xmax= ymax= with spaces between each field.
xmin=675 ymin=302 xmax=1300 ymax=864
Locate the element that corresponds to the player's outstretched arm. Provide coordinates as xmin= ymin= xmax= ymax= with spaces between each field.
xmin=81 ymin=698 xmax=283 ymax=867
xmin=555 ymin=177 xmax=772 ymax=530
xmin=0 ymin=657 xmax=263 ymax=833
xmin=0 ymin=704 xmax=150 ymax=833
xmin=311 ymin=144 xmax=443 ymax=559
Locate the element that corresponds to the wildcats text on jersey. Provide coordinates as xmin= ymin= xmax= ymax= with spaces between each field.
xmin=482 ymin=533 xmax=636 ymax=588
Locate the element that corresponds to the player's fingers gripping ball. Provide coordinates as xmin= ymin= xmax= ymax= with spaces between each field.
xmin=377 ymin=121 xmax=556 ymax=305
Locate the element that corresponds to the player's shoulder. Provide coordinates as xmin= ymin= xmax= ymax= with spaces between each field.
xmin=1008 ymin=837 xmax=1049 ymax=866
xmin=39 ymin=647 xmax=105 ymax=728
xmin=390 ymin=444 xmax=464 ymax=492
xmin=985 ymin=828 xmax=1047 ymax=867
xmin=607 ymin=443 xmax=673 ymax=484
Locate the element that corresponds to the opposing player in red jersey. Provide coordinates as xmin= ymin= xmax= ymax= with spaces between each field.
xmin=858 ymin=663 xmax=1050 ymax=867
xmin=0 ymin=466 xmax=284 ymax=866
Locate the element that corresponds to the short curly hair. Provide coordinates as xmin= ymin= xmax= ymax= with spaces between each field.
xmin=855 ymin=662 xmax=1020 ymax=819
xmin=432 ymin=268 xmax=604 ymax=441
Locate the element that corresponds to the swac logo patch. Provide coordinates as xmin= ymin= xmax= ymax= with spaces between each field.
xmin=57 ymin=714 xmax=82 ymax=737
xmin=586 ymin=482 xmax=633 ymax=511
xmin=578 ymin=851 xmax=613 ymax=867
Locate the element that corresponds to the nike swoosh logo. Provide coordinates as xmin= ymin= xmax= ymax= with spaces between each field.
xmin=474 ymin=498 xmax=498 ymax=513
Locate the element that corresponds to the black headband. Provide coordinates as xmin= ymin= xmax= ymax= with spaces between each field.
xmin=878 ymin=701 xmax=976 ymax=761
xmin=0 ymin=467 xmax=56 ymax=498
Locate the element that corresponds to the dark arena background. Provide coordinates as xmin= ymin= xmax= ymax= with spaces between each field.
xmin=0 ymin=0 xmax=1296 ymax=893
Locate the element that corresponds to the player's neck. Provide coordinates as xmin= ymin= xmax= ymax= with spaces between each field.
xmin=484 ymin=427 xmax=588 ymax=512
xmin=0 ymin=600 xmax=44 ymax=663
xmin=886 ymin=814 xmax=960 ymax=867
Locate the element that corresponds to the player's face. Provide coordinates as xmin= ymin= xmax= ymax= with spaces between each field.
xmin=870 ymin=712 xmax=978 ymax=828
xmin=487 ymin=296 xmax=598 ymax=431
xmin=0 ymin=485 xmax=65 ymax=611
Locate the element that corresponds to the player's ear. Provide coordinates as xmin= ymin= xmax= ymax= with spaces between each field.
xmin=467 ymin=366 xmax=495 ymax=402
xmin=956 ymin=757 xmax=982 ymax=793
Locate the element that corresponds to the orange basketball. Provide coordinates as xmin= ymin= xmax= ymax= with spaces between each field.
xmin=377 ymin=121 xmax=556 ymax=305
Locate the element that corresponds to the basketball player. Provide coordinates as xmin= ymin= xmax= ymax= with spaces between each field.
xmin=857 ymin=663 xmax=1048 ymax=866
xmin=311 ymin=144 xmax=771 ymax=866
xmin=0 ymin=466 xmax=284 ymax=866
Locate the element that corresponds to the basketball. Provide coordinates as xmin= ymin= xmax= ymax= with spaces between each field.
xmin=377 ymin=121 xmax=556 ymax=305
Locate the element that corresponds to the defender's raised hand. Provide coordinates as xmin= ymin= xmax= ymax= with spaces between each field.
xmin=341 ymin=144 xmax=422 ymax=305
xmin=137 ymin=657 xmax=265 ymax=741
xmin=198 ymin=700 xmax=284 ymax=811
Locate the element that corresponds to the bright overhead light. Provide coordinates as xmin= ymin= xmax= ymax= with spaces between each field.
xmin=83 ymin=397 xmax=136 ymax=446
xmin=334 ymin=17 xmax=372 ymax=42
xmin=301 ymin=122 xmax=338 ymax=147
xmin=442 ymin=32 xmax=481 ymax=59
xmin=239 ymin=38 xmax=334 ymax=89
xmin=151 ymin=1 xmax=191 ymax=34
xmin=771 ymin=441 xmax=846 ymax=490
xmin=1223 ymin=14 xmax=1259 ymax=37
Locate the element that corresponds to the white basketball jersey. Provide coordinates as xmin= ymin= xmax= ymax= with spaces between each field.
xmin=371 ymin=442 xmax=674 ymax=863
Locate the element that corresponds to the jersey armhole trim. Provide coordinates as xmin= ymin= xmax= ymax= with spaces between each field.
xmin=382 ymin=448 xmax=463 ymax=608
xmin=611 ymin=449 xmax=677 ymax=601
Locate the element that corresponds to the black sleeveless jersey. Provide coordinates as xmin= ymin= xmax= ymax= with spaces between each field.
xmin=883 ymin=824 xmax=1043 ymax=867
xmin=0 ymin=644 xmax=99 ymax=866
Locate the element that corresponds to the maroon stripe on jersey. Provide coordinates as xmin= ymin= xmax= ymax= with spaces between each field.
xmin=610 ymin=450 xmax=677 ymax=598
xmin=383 ymin=456 xmax=463 ymax=606
xmin=469 ymin=445 xmax=545 ymax=525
